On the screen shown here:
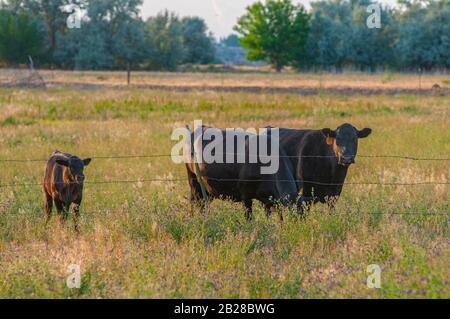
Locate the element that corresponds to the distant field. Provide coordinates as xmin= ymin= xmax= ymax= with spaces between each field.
xmin=0 ymin=72 xmax=449 ymax=298
xmin=1 ymin=69 xmax=450 ymax=93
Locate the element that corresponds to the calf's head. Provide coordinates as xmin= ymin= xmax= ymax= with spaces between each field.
xmin=56 ymin=156 xmax=92 ymax=184
xmin=322 ymin=124 xmax=372 ymax=167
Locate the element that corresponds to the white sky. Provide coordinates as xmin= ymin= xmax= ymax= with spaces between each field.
xmin=141 ymin=0 xmax=398 ymax=39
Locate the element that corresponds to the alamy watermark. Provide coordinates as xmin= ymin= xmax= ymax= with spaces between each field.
xmin=171 ymin=120 xmax=280 ymax=175
xmin=366 ymin=264 xmax=381 ymax=289
xmin=366 ymin=4 xmax=381 ymax=29
xmin=66 ymin=264 xmax=81 ymax=289
xmin=60 ymin=3 xmax=82 ymax=29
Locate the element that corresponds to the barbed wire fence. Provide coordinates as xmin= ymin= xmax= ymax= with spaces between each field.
xmin=1 ymin=153 xmax=449 ymax=193
xmin=1 ymin=153 xmax=449 ymax=163
xmin=1 ymin=157 xmax=447 ymax=212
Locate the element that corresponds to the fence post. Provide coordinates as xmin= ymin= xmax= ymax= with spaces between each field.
xmin=185 ymin=125 xmax=209 ymax=204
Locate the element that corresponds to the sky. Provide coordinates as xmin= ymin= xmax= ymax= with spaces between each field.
xmin=141 ymin=0 xmax=398 ymax=39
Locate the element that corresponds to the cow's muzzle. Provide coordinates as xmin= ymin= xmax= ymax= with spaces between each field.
xmin=339 ymin=156 xmax=355 ymax=167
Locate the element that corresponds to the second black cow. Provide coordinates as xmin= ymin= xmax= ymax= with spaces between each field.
xmin=185 ymin=126 xmax=300 ymax=220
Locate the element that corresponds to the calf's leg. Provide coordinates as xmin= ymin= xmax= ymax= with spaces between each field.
xmin=54 ymin=199 xmax=68 ymax=222
xmin=44 ymin=191 xmax=53 ymax=224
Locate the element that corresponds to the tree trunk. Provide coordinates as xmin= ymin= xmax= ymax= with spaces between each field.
xmin=127 ymin=61 xmax=131 ymax=86
xmin=275 ymin=63 xmax=283 ymax=72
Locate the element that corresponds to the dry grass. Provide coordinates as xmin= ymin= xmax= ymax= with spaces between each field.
xmin=0 ymin=72 xmax=449 ymax=298
xmin=1 ymin=69 xmax=449 ymax=91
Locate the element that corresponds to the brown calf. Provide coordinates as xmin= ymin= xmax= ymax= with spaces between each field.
xmin=43 ymin=151 xmax=92 ymax=231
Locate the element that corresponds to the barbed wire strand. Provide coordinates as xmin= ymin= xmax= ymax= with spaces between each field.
xmin=0 ymin=153 xmax=449 ymax=163
xmin=1 ymin=178 xmax=449 ymax=189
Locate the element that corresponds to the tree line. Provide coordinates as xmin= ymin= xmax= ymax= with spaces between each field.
xmin=0 ymin=0 xmax=449 ymax=72
xmin=0 ymin=0 xmax=216 ymax=70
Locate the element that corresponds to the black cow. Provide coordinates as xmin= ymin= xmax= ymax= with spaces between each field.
xmin=185 ymin=126 xmax=299 ymax=220
xmin=278 ymin=123 xmax=372 ymax=211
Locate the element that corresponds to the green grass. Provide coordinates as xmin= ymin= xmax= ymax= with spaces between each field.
xmin=0 ymin=83 xmax=448 ymax=298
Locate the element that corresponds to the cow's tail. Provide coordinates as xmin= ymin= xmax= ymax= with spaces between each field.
xmin=184 ymin=125 xmax=194 ymax=165
xmin=184 ymin=124 xmax=209 ymax=202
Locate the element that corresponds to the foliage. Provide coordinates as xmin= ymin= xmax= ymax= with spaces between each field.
xmin=0 ymin=0 xmax=449 ymax=71
xmin=180 ymin=17 xmax=215 ymax=64
xmin=0 ymin=9 xmax=45 ymax=64
xmin=395 ymin=0 xmax=450 ymax=69
xmin=234 ymin=0 xmax=310 ymax=71
xmin=145 ymin=10 xmax=184 ymax=71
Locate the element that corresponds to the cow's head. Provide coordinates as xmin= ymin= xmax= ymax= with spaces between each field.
xmin=321 ymin=124 xmax=372 ymax=167
xmin=56 ymin=156 xmax=92 ymax=184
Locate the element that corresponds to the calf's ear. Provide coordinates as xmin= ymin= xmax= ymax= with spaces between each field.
xmin=83 ymin=158 xmax=92 ymax=166
xmin=357 ymin=128 xmax=372 ymax=139
xmin=56 ymin=159 xmax=69 ymax=167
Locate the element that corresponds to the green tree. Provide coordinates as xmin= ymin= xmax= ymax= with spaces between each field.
xmin=180 ymin=16 xmax=215 ymax=64
xmin=0 ymin=9 xmax=44 ymax=65
xmin=234 ymin=0 xmax=310 ymax=71
xmin=145 ymin=10 xmax=184 ymax=71
xmin=3 ymin=0 xmax=85 ymax=63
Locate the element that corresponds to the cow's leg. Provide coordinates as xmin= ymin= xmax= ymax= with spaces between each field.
xmin=298 ymin=195 xmax=314 ymax=214
xmin=327 ymin=196 xmax=339 ymax=211
xmin=62 ymin=203 xmax=71 ymax=221
xmin=44 ymin=191 xmax=53 ymax=224
xmin=264 ymin=203 xmax=272 ymax=218
xmin=278 ymin=210 xmax=284 ymax=223
xmin=187 ymin=168 xmax=206 ymax=215
xmin=297 ymin=186 xmax=314 ymax=217
xmin=54 ymin=199 xmax=63 ymax=214
xmin=244 ymin=199 xmax=253 ymax=221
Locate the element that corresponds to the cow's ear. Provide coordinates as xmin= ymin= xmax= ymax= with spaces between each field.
xmin=321 ymin=128 xmax=336 ymax=138
xmin=83 ymin=158 xmax=92 ymax=166
xmin=56 ymin=159 xmax=69 ymax=167
xmin=357 ymin=128 xmax=372 ymax=139
xmin=322 ymin=128 xmax=336 ymax=145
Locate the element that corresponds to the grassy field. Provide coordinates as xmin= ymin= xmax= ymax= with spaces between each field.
xmin=0 ymin=72 xmax=449 ymax=298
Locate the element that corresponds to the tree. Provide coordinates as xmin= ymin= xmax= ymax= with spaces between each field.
xmin=0 ymin=9 xmax=44 ymax=65
xmin=215 ymin=34 xmax=263 ymax=66
xmin=302 ymin=0 xmax=396 ymax=72
xmin=395 ymin=0 xmax=450 ymax=70
xmin=4 ymin=0 xmax=85 ymax=63
xmin=113 ymin=18 xmax=147 ymax=84
xmin=234 ymin=0 xmax=310 ymax=71
xmin=180 ymin=16 xmax=215 ymax=64
xmin=54 ymin=0 xmax=146 ymax=72
xmin=145 ymin=10 xmax=184 ymax=71
xmin=221 ymin=34 xmax=241 ymax=47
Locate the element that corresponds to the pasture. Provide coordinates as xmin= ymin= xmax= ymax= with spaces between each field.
xmin=0 ymin=72 xmax=449 ymax=298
